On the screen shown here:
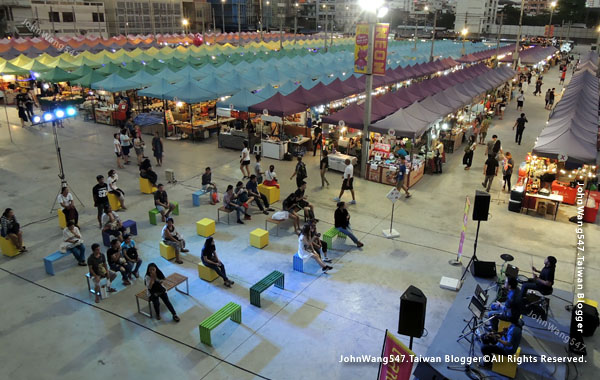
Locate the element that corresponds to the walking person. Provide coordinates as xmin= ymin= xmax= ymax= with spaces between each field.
xmin=559 ymin=70 xmax=566 ymax=85
xmin=290 ymin=155 xmax=308 ymax=188
xmin=334 ymin=202 xmax=364 ymax=248
xmin=502 ymin=152 xmax=514 ymax=192
xmin=513 ymin=113 xmax=528 ymax=146
xmin=482 ymin=154 xmax=499 ymax=192
xmin=548 ymin=88 xmax=556 ymax=109
xmin=240 ymin=141 xmax=251 ymax=179
xmin=320 ymin=150 xmax=330 ymax=188
xmin=119 ymin=128 xmax=132 ymax=164
xmin=113 ymin=133 xmax=124 ymax=169
xmin=463 ymin=136 xmax=477 ymax=170
xmin=24 ymin=88 xmax=36 ymax=121
xmin=145 ymin=263 xmax=181 ymax=322
xmin=201 ymin=237 xmax=234 ymax=287
xmin=312 ymin=123 xmax=323 ymax=156
xmin=395 ymin=155 xmax=411 ymax=197
xmin=15 ymin=89 xmax=29 ymax=127
xmin=516 ymin=91 xmax=525 ymax=110
xmin=544 ymin=89 xmax=551 ymax=109
xmin=478 ymin=118 xmax=490 ymax=145
xmin=334 ymin=158 xmax=356 ymax=204
xmin=533 ymin=78 xmax=542 ymax=96
xmin=152 ymin=131 xmax=163 ymax=167
xmin=433 ymin=140 xmax=444 ymax=174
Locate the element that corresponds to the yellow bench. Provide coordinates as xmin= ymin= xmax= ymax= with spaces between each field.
xmin=492 ymin=347 xmax=521 ymax=378
xmin=196 ymin=218 xmax=215 ymax=237
xmin=258 ymin=184 xmax=280 ymax=204
xmin=198 ymin=262 xmax=218 ymax=282
xmin=250 ymin=228 xmax=269 ymax=249
xmin=58 ymin=208 xmax=67 ymax=228
xmin=139 ymin=177 xmax=157 ymax=194
xmin=160 ymin=241 xmax=176 ymax=260
xmin=1 ymin=237 xmax=20 ymax=257
xmin=107 ymin=192 xmax=121 ymax=211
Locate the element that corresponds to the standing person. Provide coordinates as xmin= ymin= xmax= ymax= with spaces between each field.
xmin=320 ymin=149 xmax=330 ymax=188
xmin=298 ymin=224 xmax=333 ymax=273
xmin=92 ymin=175 xmax=110 ymax=228
xmin=161 ymin=217 xmax=188 ymax=264
xmin=334 ymin=158 xmax=356 ymax=203
xmin=433 ymin=140 xmax=444 ymax=174
xmin=498 ymin=96 xmax=507 ymax=120
xmin=526 ymin=71 xmax=532 ymax=85
xmin=87 ymin=243 xmax=117 ymax=303
xmin=113 ymin=133 xmax=124 ymax=169
xmin=559 ymin=70 xmax=566 ymax=85
xmin=485 ymin=135 xmax=502 ymax=159
xmin=463 ymin=135 xmax=477 ymax=170
xmin=24 ymin=88 xmax=35 ymax=121
xmin=107 ymin=169 xmax=127 ymax=210
xmin=223 ymin=184 xmax=247 ymax=224
xmin=513 ymin=113 xmax=528 ymax=146
xmin=60 ymin=222 xmax=86 ymax=266
xmin=395 ymin=155 xmax=411 ymax=197
xmin=479 ymin=118 xmax=490 ymax=145
xmin=502 ymin=152 xmax=514 ymax=191
xmin=151 ymin=131 xmax=163 ymax=166
xmin=57 ymin=186 xmax=79 ymax=226
xmin=133 ymin=133 xmax=145 ymax=165
xmin=548 ymin=88 xmax=556 ymax=109
xmin=240 ymin=141 xmax=251 ymax=179
xmin=1 ymin=208 xmax=26 ymax=252
xmin=16 ymin=90 xmax=29 ymax=127
xmin=247 ymin=175 xmax=274 ymax=214
xmin=263 ymin=165 xmax=279 ymax=188
xmin=471 ymin=118 xmax=481 ymax=144
xmin=334 ymin=202 xmax=364 ymax=248
xmin=119 ymin=128 xmax=132 ymax=165
xmin=312 ymin=123 xmax=323 ymax=156
xmin=290 ymin=156 xmax=308 ymax=188
xmin=482 ymin=154 xmax=499 ymax=192
xmin=201 ymin=237 xmax=234 ymax=287
xmin=202 ymin=167 xmax=218 ymax=205
xmin=533 ymin=78 xmax=543 ymax=96
xmin=516 ymin=91 xmax=524 ymax=110
xmin=254 ymin=154 xmax=265 ymax=184
xmin=154 ymin=184 xmax=175 ymax=222
xmin=120 ymin=234 xmax=143 ymax=278
xmin=145 ymin=263 xmax=181 ymax=321
xmin=544 ymin=89 xmax=551 ymax=109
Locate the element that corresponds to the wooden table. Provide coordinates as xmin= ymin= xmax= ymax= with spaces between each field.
xmin=522 ymin=193 xmax=564 ymax=221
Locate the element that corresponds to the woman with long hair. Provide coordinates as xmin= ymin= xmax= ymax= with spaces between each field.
xmin=201 ymin=237 xmax=234 ymax=287
xmin=298 ymin=224 xmax=332 ymax=273
xmin=145 ymin=263 xmax=180 ymax=322
xmin=1 ymin=208 xmax=26 ymax=252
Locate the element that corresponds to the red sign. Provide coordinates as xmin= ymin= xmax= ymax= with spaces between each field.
xmin=378 ymin=330 xmax=415 ymax=380
xmin=545 ymin=25 xmax=555 ymax=37
xmin=373 ymin=23 xmax=390 ymax=76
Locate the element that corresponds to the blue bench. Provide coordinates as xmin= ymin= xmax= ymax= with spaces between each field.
xmin=192 ymin=189 xmax=207 ymax=206
xmin=44 ymin=251 xmax=71 ymax=276
xmin=102 ymin=219 xmax=137 ymax=247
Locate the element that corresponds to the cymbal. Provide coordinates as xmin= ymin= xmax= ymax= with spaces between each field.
xmin=500 ymin=253 xmax=514 ymax=262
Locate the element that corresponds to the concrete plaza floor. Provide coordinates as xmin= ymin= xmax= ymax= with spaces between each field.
xmin=0 ymin=51 xmax=598 ymax=380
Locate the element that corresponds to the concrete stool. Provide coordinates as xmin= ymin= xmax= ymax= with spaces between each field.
xmin=85 ymin=273 xmax=108 ymax=299
xmin=160 ymin=241 xmax=176 ymax=260
xmin=217 ymin=207 xmax=233 ymax=224
xmin=193 ymin=189 xmax=207 ymax=206
xmin=196 ymin=218 xmax=215 ymax=237
xmin=122 ymin=220 xmax=137 ymax=235
xmin=149 ymin=208 xmax=160 ymax=225
xmin=323 ymin=227 xmax=347 ymax=248
xmin=171 ymin=201 xmax=179 ymax=215
xmin=58 ymin=209 xmax=67 ymax=228
xmin=198 ymin=262 xmax=218 ymax=282
xmin=1 ymin=237 xmax=20 ymax=257
xmin=107 ymin=193 xmax=121 ymax=211
xmin=44 ymin=251 xmax=70 ymax=275
xmin=139 ymin=177 xmax=157 ymax=194
xmin=492 ymin=347 xmax=521 ymax=378
xmin=250 ymin=228 xmax=269 ymax=249
xmin=258 ymin=184 xmax=280 ymax=204
xmin=293 ymin=253 xmax=304 ymax=272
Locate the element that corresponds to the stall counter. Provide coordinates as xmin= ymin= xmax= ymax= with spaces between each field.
xmin=262 ymin=140 xmax=288 ymax=160
xmin=328 ymin=152 xmax=353 ymax=172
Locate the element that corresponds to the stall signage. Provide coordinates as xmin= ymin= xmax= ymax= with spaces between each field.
xmin=373 ymin=23 xmax=390 ymax=76
xmin=354 ymin=24 xmax=369 ymax=74
xmin=262 ymin=115 xmax=282 ymax=124
xmin=377 ymin=330 xmax=415 ymax=380
xmin=216 ymin=108 xmax=231 ymax=117
xmin=338 ymin=120 xmax=345 ymax=127
xmin=457 ymin=196 xmax=471 ymax=262
xmin=373 ymin=142 xmax=391 ymax=153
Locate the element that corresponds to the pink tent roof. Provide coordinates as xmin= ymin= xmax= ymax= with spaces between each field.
xmin=248 ymin=92 xmax=306 ymax=116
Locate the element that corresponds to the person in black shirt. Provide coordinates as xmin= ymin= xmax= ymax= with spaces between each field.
xmin=522 ymin=256 xmax=556 ymax=297
xmin=246 ymin=175 xmax=273 ymax=214
xmin=139 ymin=158 xmax=158 ymax=186
xmin=107 ymin=238 xmax=132 ymax=286
xmin=294 ymin=181 xmax=315 ymax=220
xmin=290 ymin=156 xmax=308 ymax=188
xmin=87 ymin=243 xmax=117 ymax=303
xmin=320 ymin=150 xmax=330 ymax=187
xmin=154 ymin=184 xmax=175 ymax=222
xmin=145 ymin=263 xmax=180 ymax=322
xmin=282 ymin=192 xmax=301 ymax=234
xmin=202 ymin=167 xmax=217 ymax=205
xmin=482 ymin=156 xmax=499 ymax=192
xmin=313 ymin=124 xmax=323 ymax=156
xmin=16 ymin=90 xmax=29 ymax=127
xmin=513 ymin=113 xmax=528 ymax=145
xmin=201 ymin=237 xmax=234 ymax=287
xmin=92 ymin=175 xmax=110 ymax=228
xmin=334 ymin=202 xmax=364 ymax=248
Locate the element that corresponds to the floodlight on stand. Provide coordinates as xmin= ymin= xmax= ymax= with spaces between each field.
xmin=43 ymin=113 xmax=54 ymax=122
xmin=66 ymin=107 xmax=76 ymax=116
xmin=54 ymin=109 xmax=65 ymax=118
xmin=32 ymin=115 xmax=41 ymax=124
xmin=377 ymin=6 xmax=388 ymax=18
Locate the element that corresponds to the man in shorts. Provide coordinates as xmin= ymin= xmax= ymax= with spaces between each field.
xmin=395 ymin=155 xmax=411 ymax=198
xmin=92 ymin=175 xmax=110 ymax=228
xmin=154 ymin=184 xmax=175 ymax=222
xmin=88 ymin=243 xmax=117 ymax=303
xmin=334 ymin=159 xmax=356 ymax=204
xmin=294 ymin=181 xmax=316 ymax=220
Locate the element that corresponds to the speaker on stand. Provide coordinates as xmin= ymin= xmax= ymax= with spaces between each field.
xmin=459 ymin=191 xmax=491 ymax=283
xmin=398 ymin=285 xmax=427 ymax=349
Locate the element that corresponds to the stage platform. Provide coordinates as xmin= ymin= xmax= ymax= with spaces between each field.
xmin=414 ymin=273 xmax=574 ymax=380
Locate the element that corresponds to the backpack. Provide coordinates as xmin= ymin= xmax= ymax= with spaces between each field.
xmin=297 ymin=162 xmax=307 ymax=179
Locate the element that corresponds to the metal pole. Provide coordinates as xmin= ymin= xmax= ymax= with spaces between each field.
xmin=222 ymin=1 xmax=226 ymax=34
xmin=201 ymin=9 xmax=205 ymax=35
xmin=559 ymin=19 xmax=564 ymax=43
xmin=213 ymin=8 xmax=216 ymax=34
xmin=429 ymin=10 xmax=437 ymax=62
xmin=548 ymin=8 xmax=554 ymax=37
xmin=279 ymin=14 xmax=282 ymax=49
xmin=361 ymin=18 xmax=375 ymax=179
xmin=259 ymin=0 xmax=263 ymax=41
xmin=566 ymin=20 xmax=572 ymax=42
xmin=413 ymin=12 xmax=418 ymax=51
xmin=3 ymin=102 xmax=13 ymax=143
xmin=495 ymin=13 xmax=503 ymax=67
xmin=72 ymin=4 xmax=79 ymax=35
xmin=50 ymin=6 xmax=56 ymax=35
xmin=294 ymin=10 xmax=297 ymax=44
xmin=324 ymin=7 xmax=328 ymax=50
xmin=238 ymin=0 xmax=241 ymax=45
xmin=513 ymin=0 xmax=525 ymax=70
xmin=149 ymin=0 xmax=156 ymax=36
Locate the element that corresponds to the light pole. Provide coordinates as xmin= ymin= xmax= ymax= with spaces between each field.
xmin=294 ymin=2 xmax=299 ymax=44
xmin=359 ymin=0 xmax=388 ymax=179
xmin=266 ymin=1 xmax=270 ymax=32
xmin=596 ymin=25 xmax=600 ymax=51
xmin=513 ymin=0 xmax=525 ymax=69
xmin=461 ymin=27 xmax=468 ymax=56
xmin=495 ymin=12 xmax=503 ymax=67
xmin=548 ymin=1 xmax=557 ymax=38
xmin=259 ymin=0 xmax=263 ymax=40
xmin=413 ymin=6 xmax=427 ymax=51
xmin=182 ymin=18 xmax=188 ymax=35
xmin=237 ymin=0 xmax=241 ymax=45
xmin=323 ymin=4 xmax=328 ymax=51
xmin=429 ymin=8 xmax=437 ymax=62
xmin=221 ymin=0 xmax=226 ymax=34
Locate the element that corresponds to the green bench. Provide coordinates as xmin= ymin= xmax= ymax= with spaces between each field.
xmin=148 ymin=201 xmax=179 ymax=225
xmin=250 ymin=270 xmax=284 ymax=308
xmin=323 ymin=226 xmax=347 ymax=248
xmin=199 ymin=302 xmax=242 ymax=346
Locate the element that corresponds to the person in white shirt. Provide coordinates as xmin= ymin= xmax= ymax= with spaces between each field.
xmin=334 ymin=159 xmax=356 ymax=204
xmin=113 ymin=133 xmax=124 ymax=169
xmin=57 ymin=186 xmax=78 ymax=225
xmin=263 ymin=165 xmax=279 ymax=188
xmin=107 ymin=169 xmax=127 ymax=209
xmin=161 ymin=217 xmax=188 ymax=264
xmin=240 ymin=141 xmax=251 ymax=179
xmin=297 ymin=224 xmax=332 ymax=273
xmin=60 ymin=222 xmax=86 ymax=265
xmin=119 ymin=128 xmax=132 ymax=164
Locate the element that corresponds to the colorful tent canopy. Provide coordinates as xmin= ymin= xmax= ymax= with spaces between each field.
xmin=138 ymin=78 xmax=177 ymax=99
xmin=91 ymin=73 xmax=140 ymax=92
xmin=216 ymin=90 xmax=264 ymax=111
xmin=39 ymin=67 xmax=79 ymax=82
xmin=248 ymin=92 xmax=306 ymax=116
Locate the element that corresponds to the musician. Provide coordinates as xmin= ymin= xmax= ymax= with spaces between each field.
xmin=521 ymin=256 xmax=556 ymax=298
xmin=480 ymin=323 xmax=522 ymax=367
xmin=487 ymin=276 xmax=522 ymax=331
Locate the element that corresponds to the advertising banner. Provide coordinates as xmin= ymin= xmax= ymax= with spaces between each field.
xmin=377 ymin=330 xmax=415 ymax=380
xmin=373 ymin=23 xmax=390 ymax=75
xmin=354 ymin=24 xmax=369 ymax=74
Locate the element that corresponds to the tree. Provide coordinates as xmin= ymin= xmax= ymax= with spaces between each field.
xmin=556 ymin=0 xmax=586 ymax=24
xmin=437 ymin=12 xmax=455 ymax=30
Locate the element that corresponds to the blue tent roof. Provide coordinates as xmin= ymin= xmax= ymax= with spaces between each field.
xmin=91 ymin=73 xmax=140 ymax=92
xmin=277 ymin=80 xmax=300 ymax=95
xmin=253 ymin=85 xmax=278 ymax=100
xmin=138 ymin=78 xmax=177 ymax=99
xmin=164 ymin=81 xmax=217 ymax=103
xmin=216 ymin=90 xmax=264 ymax=111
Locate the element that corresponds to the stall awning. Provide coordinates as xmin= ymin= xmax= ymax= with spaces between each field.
xmin=164 ymin=81 xmax=217 ymax=103
xmin=216 ymin=90 xmax=264 ymax=111
xmin=248 ymin=92 xmax=306 ymax=117
xmin=91 ymin=73 xmax=140 ymax=92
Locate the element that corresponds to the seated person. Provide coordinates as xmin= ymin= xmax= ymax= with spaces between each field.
xmin=107 ymin=169 xmax=127 ymax=210
xmin=334 ymin=202 xmax=364 ymax=248
xmin=154 ymin=184 xmax=175 ymax=222
xmin=480 ymin=323 xmax=522 ymax=368
xmin=107 ymin=239 xmax=132 ymax=285
xmin=57 ymin=186 xmax=79 ymax=225
xmin=201 ymin=237 xmax=234 ymax=287
xmin=161 ymin=217 xmax=188 ymax=264
xmin=201 ymin=167 xmax=218 ymax=205
xmin=87 ymin=243 xmax=117 ymax=303
xmin=101 ymin=204 xmax=126 ymax=242
xmin=223 ymin=184 xmax=249 ymax=225
xmin=263 ymin=165 xmax=279 ymax=188
xmin=309 ymin=219 xmax=332 ymax=263
xmin=145 ymin=263 xmax=180 ymax=322
xmin=294 ymin=181 xmax=315 ymax=220
xmin=246 ymin=175 xmax=274 ymax=215
xmin=139 ymin=158 xmax=158 ymax=186
xmin=298 ymin=225 xmax=333 ymax=273
xmin=487 ymin=277 xmax=522 ymax=331
xmin=60 ymin=222 xmax=86 ymax=266
xmin=1 ymin=208 xmax=26 ymax=252
xmin=282 ymin=192 xmax=301 ymax=235
xmin=521 ymin=256 xmax=556 ymax=297
xmin=120 ymin=234 xmax=143 ymax=278
xmin=234 ymin=181 xmax=253 ymax=218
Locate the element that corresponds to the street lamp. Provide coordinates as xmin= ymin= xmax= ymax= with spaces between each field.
xmin=294 ymin=3 xmax=299 ymax=44
xmin=413 ymin=5 xmax=428 ymax=51
xmin=513 ymin=0 xmax=525 ymax=70
xmin=266 ymin=1 xmax=270 ymax=31
xmin=181 ymin=18 xmax=188 ymax=35
xmin=596 ymin=25 xmax=600 ymax=51
xmin=548 ymin=1 xmax=557 ymax=37
xmin=323 ymin=4 xmax=328 ymax=51
xmin=237 ymin=0 xmax=241 ymax=46
xmin=221 ymin=0 xmax=226 ymax=34
xmin=461 ymin=27 xmax=468 ymax=56
xmin=428 ymin=6 xmax=438 ymax=62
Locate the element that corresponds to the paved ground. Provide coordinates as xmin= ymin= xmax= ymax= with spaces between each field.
xmin=0 ymin=47 xmax=598 ymax=380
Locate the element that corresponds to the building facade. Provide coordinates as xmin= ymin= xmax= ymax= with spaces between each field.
xmin=29 ymin=0 xmax=108 ymax=36
xmin=454 ymin=0 xmax=497 ymax=36
xmin=523 ymin=0 xmax=553 ymax=15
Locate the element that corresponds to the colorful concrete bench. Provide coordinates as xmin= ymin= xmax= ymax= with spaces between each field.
xmin=197 ymin=262 xmax=218 ymax=282
xmin=192 ymin=189 xmax=207 ymax=206
xmin=322 ymin=227 xmax=347 ymax=248
xmin=58 ymin=208 xmax=67 ymax=228
xmin=196 ymin=218 xmax=215 ymax=237
xmin=149 ymin=202 xmax=180 ymax=225
xmin=293 ymin=253 xmax=304 ymax=272
xmin=139 ymin=177 xmax=157 ymax=194
xmin=102 ymin=219 xmax=137 ymax=247
xmin=258 ymin=183 xmax=280 ymax=204
xmin=0 ymin=237 xmax=20 ymax=257
xmin=44 ymin=251 xmax=71 ymax=275
xmin=250 ymin=228 xmax=268 ymax=248
xmin=199 ymin=302 xmax=242 ymax=346
xmin=107 ymin=192 xmax=121 ymax=211
xmin=160 ymin=241 xmax=176 ymax=260
xmin=492 ymin=347 xmax=521 ymax=378
xmin=250 ymin=270 xmax=284 ymax=307
xmin=217 ymin=206 xmax=233 ymax=224
xmin=135 ymin=273 xmax=189 ymax=318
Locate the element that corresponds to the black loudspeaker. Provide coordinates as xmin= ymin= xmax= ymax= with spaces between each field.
xmin=471 ymin=260 xmax=497 ymax=278
xmin=398 ymin=285 xmax=427 ymax=338
xmin=473 ymin=190 xmax=491 ymax=221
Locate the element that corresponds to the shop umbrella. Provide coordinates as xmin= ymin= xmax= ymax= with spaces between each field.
xmin=91 ymin=73 xmax=140 ymax=92
xmin=39 ymin=67 xmax=80 ymax=82
xmin=164 ymin=81 xmax=217 ymax=103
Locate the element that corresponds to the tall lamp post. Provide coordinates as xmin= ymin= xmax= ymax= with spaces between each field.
xmin=513 ymin=0 xmax=525 ymax=70
xmin=266 ymin=1 xmax=270 ymax=31
xmin=548 ymin=1 xmax=557 ymax=37
xmin=413 ymin=7 xmax=428 ymax=51
xmin=461 ymin=27 xmax=468 ymax=56
xmin=181 ymin=18 xmax=188 ymax=35
xmin=323 ymin=4 xmax=328 ymax=51
xmin=429 ymin=8 xmax=438 ymax=62
xmin=359 ymin=0 xmax=388 ymax=179
xmin=259 ymin=0 xmax=263 ymax=40
xmin=294 ymin=2 xmax=299 ymax=44
xmin=221 ymin=0 xmax=226 ymax=34
xmin=237 ymin=0 xmax=241 ymax=45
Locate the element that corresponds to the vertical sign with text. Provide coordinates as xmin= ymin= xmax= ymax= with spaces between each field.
xmin=373 ymin=23 xmax=390 ymax=76
xmin=457 ymin=196 xmax=471 ymax=262
xmin=377 ymin=330 xmax=415 ymax=380
xmin=354 ymin=23 xmax=369 ymax=74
